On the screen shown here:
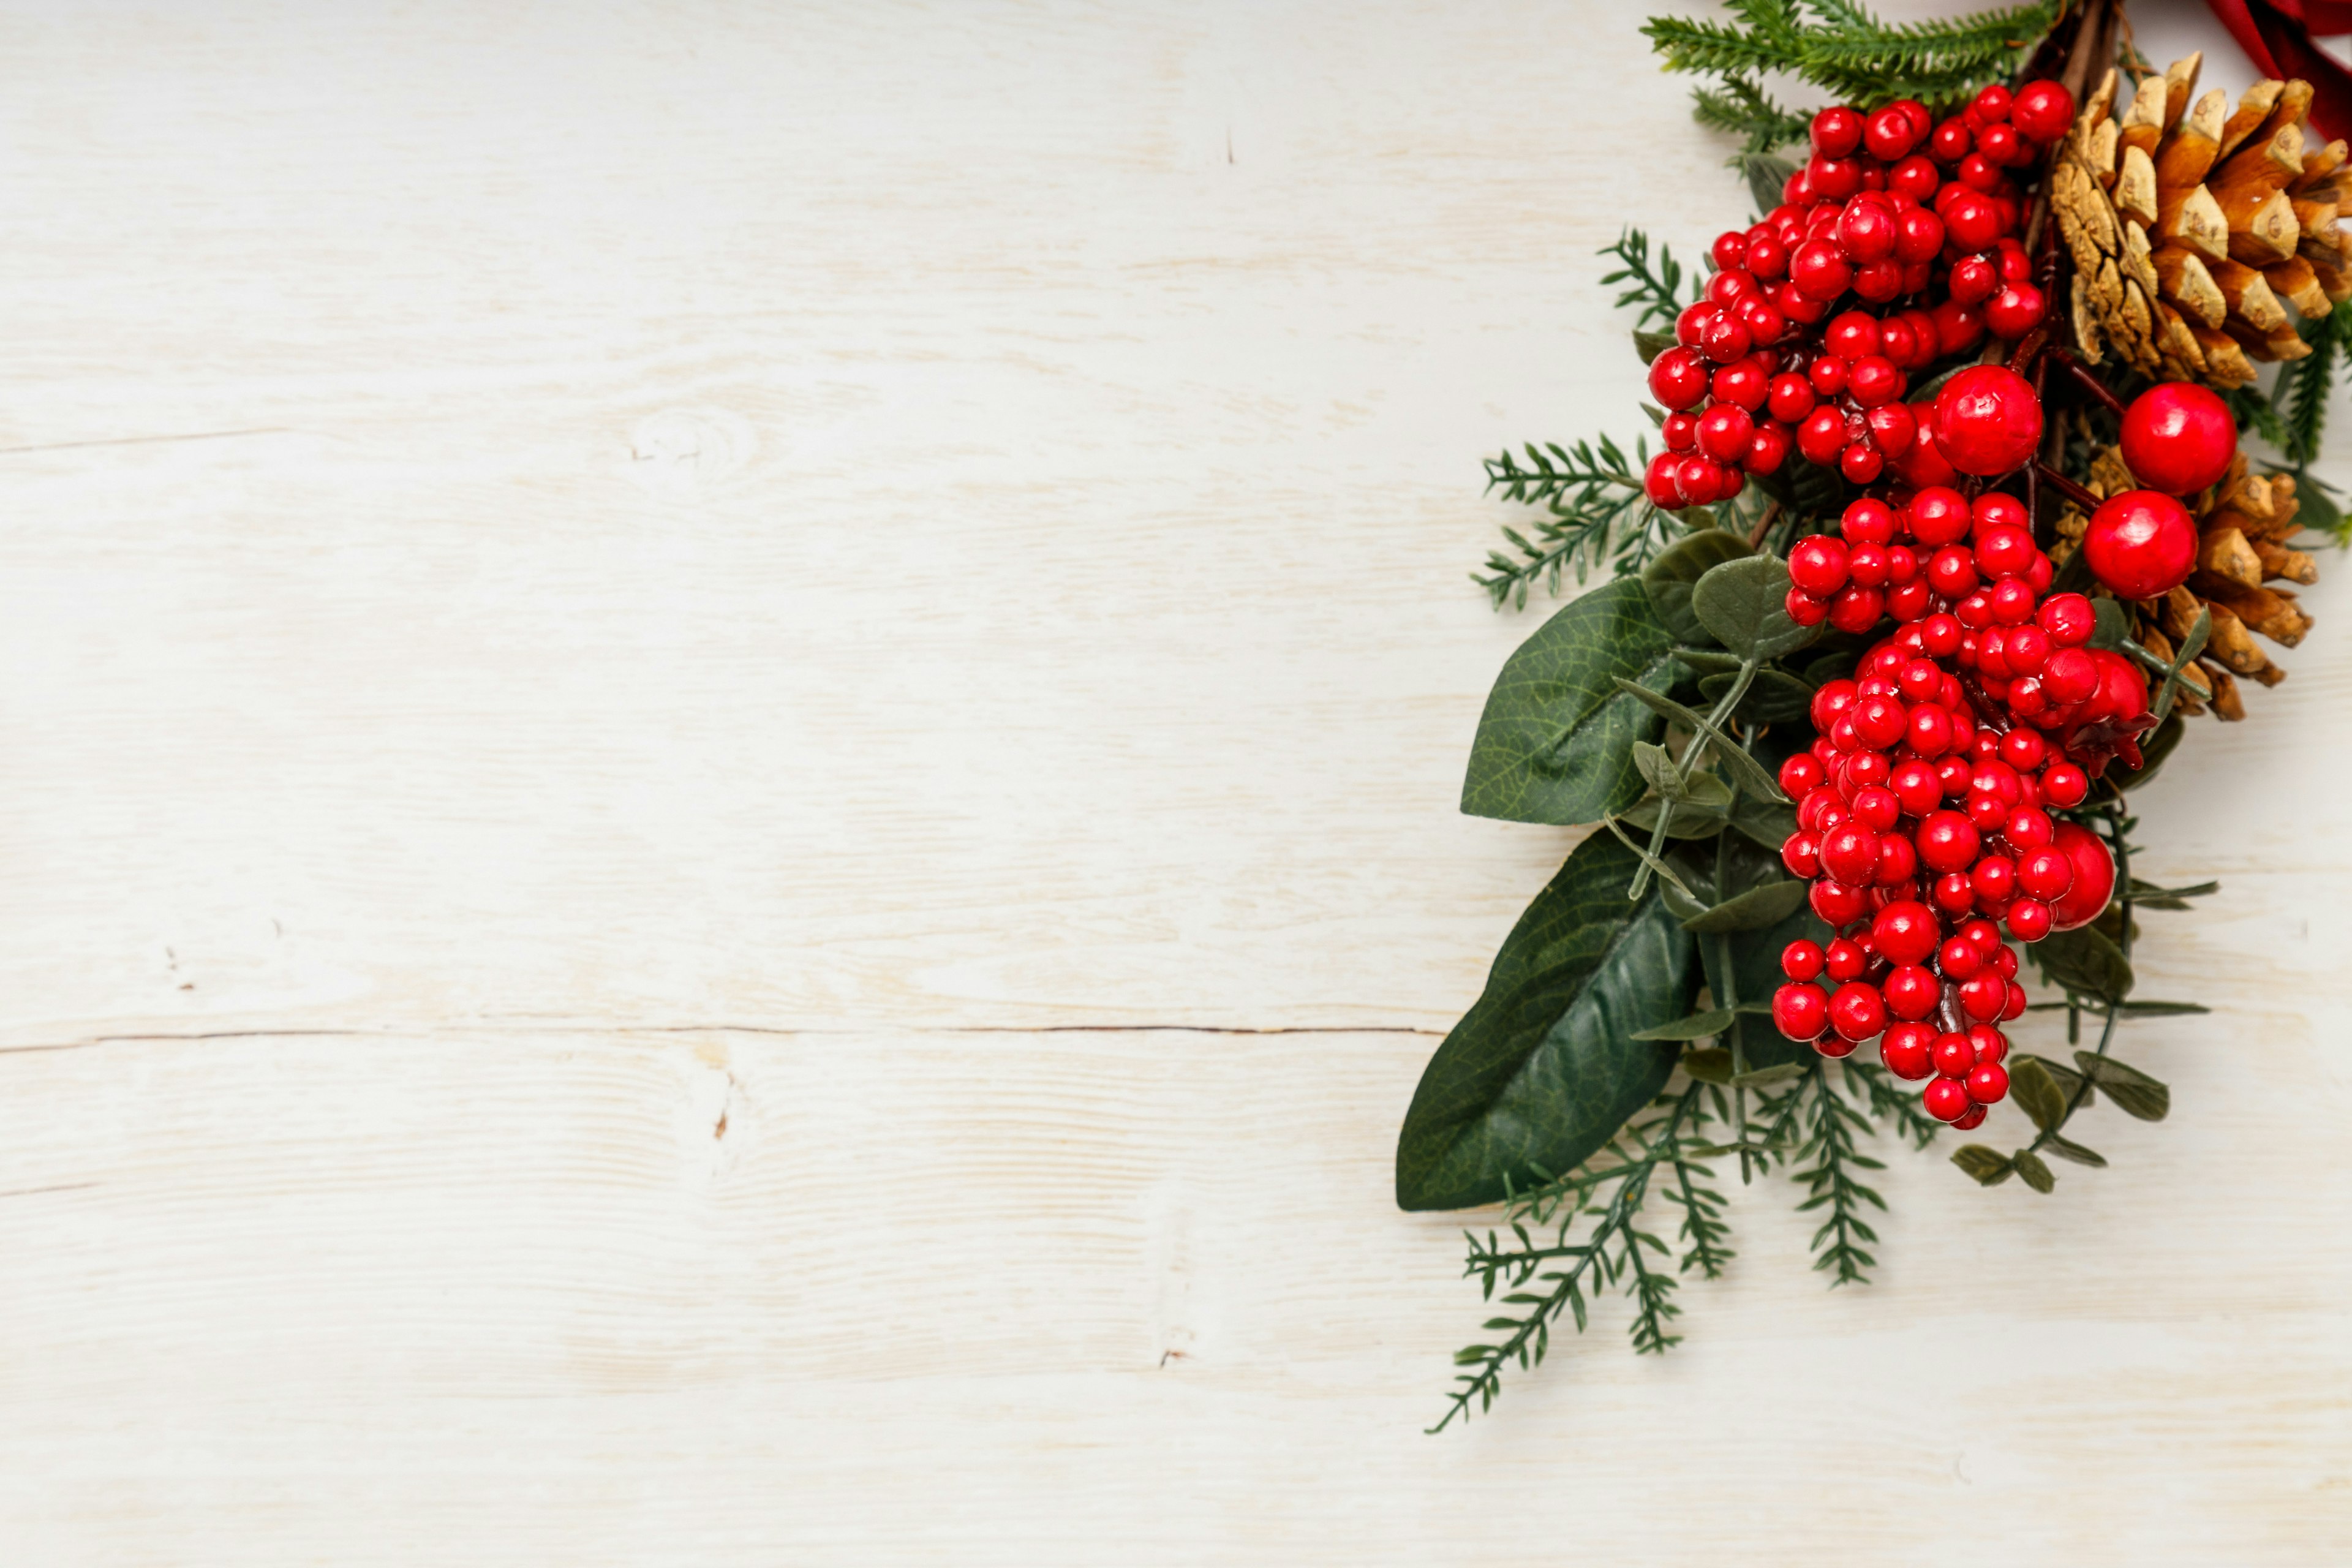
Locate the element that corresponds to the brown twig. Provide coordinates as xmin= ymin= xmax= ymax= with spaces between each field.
xmin=2035 ymin=461 xmax=2103 ymax=511
xmin=1747 ymin=499 xmax=1784 ymax=550
xmin=2046 ymin=346 xmax=2128 ymax=416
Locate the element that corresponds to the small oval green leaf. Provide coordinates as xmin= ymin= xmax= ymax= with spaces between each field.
xmin=1642 ymin=530 xmax=1753 ymax=644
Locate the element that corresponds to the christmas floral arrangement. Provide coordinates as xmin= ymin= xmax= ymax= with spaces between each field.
xmin=1398 ymin=0 xmax=2350 ymax=1433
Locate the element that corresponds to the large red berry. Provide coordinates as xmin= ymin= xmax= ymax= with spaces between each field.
xmin=1811 ymin=105 xmax=1864 ymax=159
xmin=1788 ymin=535 xmax=1850 ymax=596
xmin=1916 ymin=810 xmax=1980 ymax=873
xmin=1931 ymin=364 xmax=2043 ymax=475
xmin=2084 ymin=489 xmax=2198 ymax=599
xmin=2120 ymin=382 xmax=2236 ymax=496
xmin=1966 ymin=1061 xmax=2011 ymax=1104
xmin=1872 ymin=901 xmax=1941 ymax=966
xmin=2048 ymin=821 xmax=2117 ymax=931
xmin=1649 ymin=346 xmax=1711 ymax=410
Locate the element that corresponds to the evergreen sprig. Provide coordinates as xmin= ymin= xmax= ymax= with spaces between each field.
xmin=1597 ymin=228 xmax=1695 ymax=330
xmin=1646 ymin=0 xmax=2062 ymax=111
xmin=1689 ymin=74 xmax=1812 ymax=155
xmin=1476 ymin=435 xmax=1689 ymax=608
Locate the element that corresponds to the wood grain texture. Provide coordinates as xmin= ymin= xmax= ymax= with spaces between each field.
xmin=0 ymin=0 xmax=2345 ymax=1560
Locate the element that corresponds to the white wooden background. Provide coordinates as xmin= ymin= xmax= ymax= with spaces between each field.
xmin=0 ymin=1 xmax=2346 ymax=1561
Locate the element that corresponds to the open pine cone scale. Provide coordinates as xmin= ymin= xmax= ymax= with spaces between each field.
xmin=2055 ymin=55 xmax=2351 ymax=388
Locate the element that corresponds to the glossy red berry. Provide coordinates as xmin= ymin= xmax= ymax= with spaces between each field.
xmin=2120 ymin=382 xmax=2236 ymax=496
xmin=2040 ymin=761 xmax=2089 ymax=808
xmin=1916 ymin=810 xmax=1980 ymax=873
xmin=1966 ymin=1061 xmax=2010 ymax=1104
xmin=2012 ymin=79 xmax=2075 ymax=143
xmin=1788 ymin=535 xmax=1850 ymax=596
xmin=1985 ymin=282 xmax=2046 ymax=339
xmin=2005 ymin=897 xmax=2052 ymax=942
xmin=1932 ymin=364 xmax=2043 ymax=475
xmin=1871 ymin=900 xmax=1941 ymax=966
xmin=1782 ymin=940 xmax=1826 ymax=982
xmin=1883 ymin=964 xmax=1940 ymax=1020
xmin=2048 ymin=821 xmax=2117 ymax=931
xmin=1811 ymin=105 xmax=1864 ymax=158
xmin=1923 ymin=1076 xmax=1973 ymax=1122
xmin=1881 ymin=1022 xmax=1936 ymax=1080
xmin=1829 ymin=981 xmax=1888 ymax=1042
xmin=2086 ymin=490 xmax=2198 ymax=599
xmin=1774 ymin=982 xmax=1830 ymax=1041
xmin=1649 ymin=346 xmax=1711 ymax=411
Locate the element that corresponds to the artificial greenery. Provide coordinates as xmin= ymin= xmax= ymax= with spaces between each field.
xmin=1411 ymin=0 xmax=2333 ymax=1430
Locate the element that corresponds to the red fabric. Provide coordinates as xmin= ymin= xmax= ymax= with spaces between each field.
xmin=2203 ymin=0 xmax=2352 ymax=144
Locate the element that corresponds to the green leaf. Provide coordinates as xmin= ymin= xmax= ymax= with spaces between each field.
xmin=2075 ymin=1053 xmax=2170 ymax=1121
xmin=1672 ymin=646 xmax=1746 ymax=676
xmin=1680 ymin=878 xmax=1808 ymax=933
xmin=2089 ymin=597 xmax=2136 ymax=652
xmin=1681 ymin=1046 xmax=1735 ymax=1083
xmin=1462 ymin=579 xmax=1682 ymax=825
xmin=1621 ymin=796 xmax=1730 ymax=839
xmin=2034 ymin=926 xmax=2134 ymax=1004
xmin=1642 ymin=530 xmax=1752 ymax=643
xmin=1608 ymin=677 xmax=1787 ymax=804
xmin=1691 ymin=555 xmax=1813 ymax=660
xmin=2294 ymin=478 xmax=2342 ymax=539
xmin=1395 ymin=832 xmax=1702 ymax=1211
xmin=1730 ymin=1061 xmax=1803 ymax=1087
xmin=1632 ymin=328 xmax=1675 ymax=365
xmin=2013 ymin=1148 xmax=2056 ymax=1194
xmin=1737 ymin=151 xmax=1796 ymax=215
xmin=1633 ymin=741 xmax=1733 ymax=805
xmin=1699 ymin=666 xmax=1814 ymax=723
xmin=2042 ymin=1134 xmax=2108 ymax=1167
xmin=1727 ymin=792 xmax=1798 ymax=853
xmin=1630 ymin=1008 xmax=1736 ymax=1041
xmin=2012 ymin=1052 xmax=2087 ymax=1106
xmin=2009 ymin=1057 xmax=2070 ymax=1134
xmin=1951 ymin=1144 xmax=2015 ymax=1186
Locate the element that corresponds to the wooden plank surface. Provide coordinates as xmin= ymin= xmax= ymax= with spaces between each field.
xmin=0 ymin=1 xmax=2345 ymax=1560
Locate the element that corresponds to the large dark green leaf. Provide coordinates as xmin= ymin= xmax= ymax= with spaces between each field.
xmin=1395 ymin=832 xmax=1700 ymax=1212
xmin=1691 ymin=555 xmax=1814 ymax=660
xmin=1461 ymin=579 xmax=1681 ymax=825
xmin=1642 ymin=530 xmax=1751 ymax=644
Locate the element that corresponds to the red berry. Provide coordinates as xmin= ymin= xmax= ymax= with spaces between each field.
xmin=1713 ymin=360 xmax=1768 ymax=409
xmin=1932 ymin=365 xmax=2043 ymax=475
xmin=1768 ymin=372 xmax=1817 ymax=423
xmin=1790 ymin=239 xmax=1852 ymax=301
xmin=1700 ymin=312 xmax=1754 ymax=364
xmin=1872 ymin=900 xmax=1941 ymax=966
xmin=1917 ymin=810 xmax=1980 ymax=873
xmin=2040 ymin=761 xmax=2089 ymax=808
xmin=1830 ymin=981 xmax=1888 ymax=1041
xmin=2037 ymin=592 xmax=2094 ymax=646
xmin=2048 ymin=821 xmax=2117 ymax=931
xmin=1783 ymin=940 xmax=1826 ymax=982
xmin=1648 ymin=346 xmax=1710 ymax=410
xmin=1779 ymin=753 xmax=1825 ymax=798
xmin=2005 ymin=897 xmax=2052 ymax=942
xmin=1943 ymin=190 xmax=2003 ymax=250
xmin=1788 ymin=535 xmax=1850 ymax=596
xmin=1842 ymin=498 xmax=1898 ymax=545
xmin=1923 ymin=1076 xmax=1973 ymax=1121
xmin=1797 ymin=406 xmax=1848 ymax=465
xmin=2012 ymin=80 xmax=2076 ymax=144
xmin=1811 ymin=105 xmax=1864 ymax=158
xmin=2017 ymin=846 xmax=2073 ymax=900
xmin=1966 ymin=1061 xmax=2010 ymax=1104
xmin=1951 ymin=1103 xmax=1989 ymax=1129
xmin=2084 ymin=489 xmax=2198 ymax=599
xmin=1958 ymin=970 xmax=2008 ymax=1022
xmin=1828 ymin=580 xmax=1883 ymax=629
xmin=2040 ymin=646 xmax=2099 ymax=705
xmin=1697 ymin=403 xmax=1755 ymax=462
xmin=1977 ymin=121 xmax=2024 ymax=168
xmin=1707 ymin=268 xmax=1757 ymax=307
xmin=1774 ymin=982 xmax=1829 ymax=1041
xmin=1969 ymin=1023 xmax=2008 ymax=1064
xmin=1837 ymin=202 xmax=1897 ymax=263
xmin=1711 ymin=230 xmax=1749 ymax=271
xmin=1936 ymin=935 xmax=1981 ymax=979
xmin=1882 ymin=1022 xmax=1936 ymax=1079
xmin=1848 ymin=355 xmax=1902 ymax=407
xmin=1785 ymin=588 xmax=1830 ymax=627
xmin=2120 ymin=382 xmax=2236 ymax=496
xmin=1812 ymin=879 xmax=1869 ymax=925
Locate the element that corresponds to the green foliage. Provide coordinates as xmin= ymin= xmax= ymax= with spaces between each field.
xmin=1643 ymin=529 xmax=1754 ymax=644
xmin=1460 ymin=579 xmax=1682 ymax=825
xmin=1477 ymin=436 xmax=1694 ymax=608
xmin=1597 ymin=228 xmax=1696 ymax=331
xmin=1690 ymin=72 xmax=1811 ymax=154
xmin=1645 ymin=0 xmax=2064 ymax=110
xmin=1431 ymin=1058 xmax=1936 ymax=1430
xmin=1395 ymin=831 xmax=1699 ymax=1212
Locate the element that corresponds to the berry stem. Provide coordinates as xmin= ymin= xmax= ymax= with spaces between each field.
xmin=2027 ymin=804 xmax=2135 ymax=1158
xmin=2046 ymin=347 xmax=2128 ymax=418
xmin=2034 ymin=461 xmax=2103 ymax=513
xmin=1744 ymin=498 xmax=1784 ymax=551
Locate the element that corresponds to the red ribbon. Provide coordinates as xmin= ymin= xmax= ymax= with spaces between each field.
xmin=2204 ymin=1 xmax=2352 ymax=143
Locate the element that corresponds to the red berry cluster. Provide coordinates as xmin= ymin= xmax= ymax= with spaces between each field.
xmin=1643 ymin=80 xmax=2075 ymax=510
xmin=1769 ymin=486 xmax=2136 ymax=1125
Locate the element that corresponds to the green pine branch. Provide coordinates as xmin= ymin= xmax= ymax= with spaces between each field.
xmin=1691 ymin=74 xmax=1812 ymax=154
xmin=1791 ymin=1059 xmax=1887 ymax=1284
xmin=1647 ymin=0 xmax=2063 ymax=112
xmin=1597 ymin=228 xmax=1694 ymax=331
xmin=1476 ymin=435 xmax=1691 ymax=608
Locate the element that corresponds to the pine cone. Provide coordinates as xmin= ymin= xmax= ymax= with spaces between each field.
xmin=2052 ymin=442 xmax=2316 ymax=717
xmin=2052 ymin=55 xmax=2350 ymax=389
